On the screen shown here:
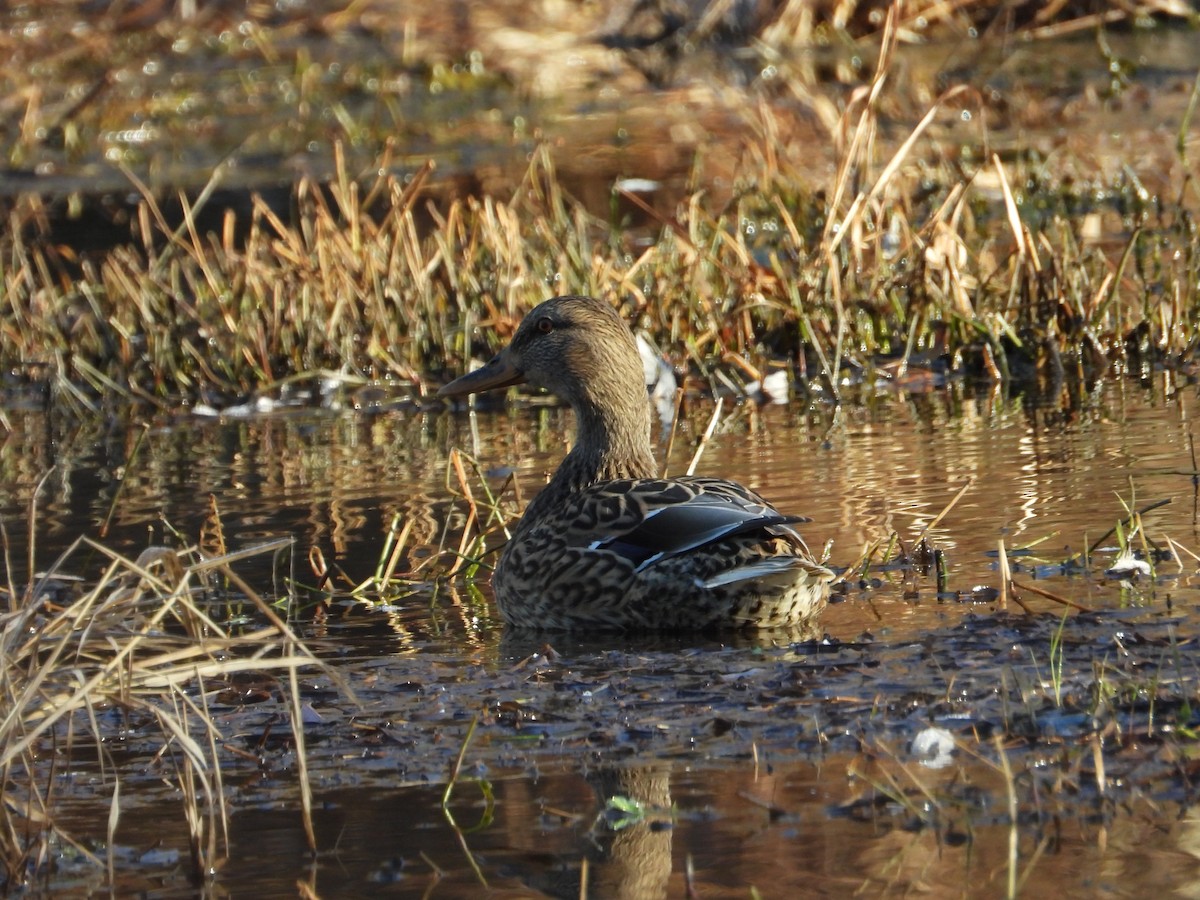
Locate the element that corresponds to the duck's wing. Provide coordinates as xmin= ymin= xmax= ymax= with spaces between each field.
xmin=579 ymin=477 xmax=812 ymax=571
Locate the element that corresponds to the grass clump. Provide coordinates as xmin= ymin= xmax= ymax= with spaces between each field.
xmin=0 ymin=529 xmax=330 ymax=891
xmin=4 ymin=118 xmax=1198 ymax=412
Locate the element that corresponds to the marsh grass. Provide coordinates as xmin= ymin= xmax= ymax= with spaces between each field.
xmin=3 ymin=5 xmax=1199 ymax=411
xmin=6 ymin=124 xmax=1199 ymax=415
xmin=0 ymin=517 xmax=335 ymax=890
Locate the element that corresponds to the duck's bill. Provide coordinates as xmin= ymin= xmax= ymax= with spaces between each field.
xmin=438 ymin=352 xmax=526 ymax=398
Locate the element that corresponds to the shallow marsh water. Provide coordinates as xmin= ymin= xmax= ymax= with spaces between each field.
xmin=6 ymin=375 xmax=1200 ymax=896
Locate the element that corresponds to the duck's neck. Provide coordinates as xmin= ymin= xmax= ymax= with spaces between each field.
xmin=520 ymin=389 xmax=656 ymax=526
xmin=567 ymin=398 xmax=657 ymax=484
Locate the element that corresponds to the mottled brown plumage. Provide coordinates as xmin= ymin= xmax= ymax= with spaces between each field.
xmin=438 ymin=295 xmax=833 ymax=631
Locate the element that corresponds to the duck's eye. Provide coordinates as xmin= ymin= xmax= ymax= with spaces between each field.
xmin=536 ymin=316 xmax=554 ymax=334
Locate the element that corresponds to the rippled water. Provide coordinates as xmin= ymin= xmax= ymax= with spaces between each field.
xmin=5 ymin=375 xmax=1200 ymax=896
xmin=10 ymin=375 xmax=1195 ymax=621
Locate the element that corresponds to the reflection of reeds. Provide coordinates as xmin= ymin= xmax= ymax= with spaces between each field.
xmin=0 ymin=523 xmax=335 ymax=887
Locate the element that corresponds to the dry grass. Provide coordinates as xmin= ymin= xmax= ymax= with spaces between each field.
xmin=3 ymin=105 xmax=1198 ymax=412
xmin=1 ymin=1 xmax=1198 ymax=412
xmin=0 ymin=522 xmax=334 ymax=890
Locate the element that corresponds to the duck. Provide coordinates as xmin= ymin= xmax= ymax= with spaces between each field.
xmin=438 ymin=295 xmax=833 ymax=631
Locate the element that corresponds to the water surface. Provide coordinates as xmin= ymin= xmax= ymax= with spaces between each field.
xmin=5 ymin=375 xmax=1200 ymax=895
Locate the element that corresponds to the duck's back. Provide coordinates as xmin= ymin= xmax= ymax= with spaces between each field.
xmin=494 ymin=476 xmax=833 ymax=631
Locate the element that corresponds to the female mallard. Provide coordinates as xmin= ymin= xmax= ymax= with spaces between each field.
xmin=438 ymin=295 xmax=833 ymax=631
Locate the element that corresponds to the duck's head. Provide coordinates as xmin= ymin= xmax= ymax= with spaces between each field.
xmin=438 ymin=296 xmax=644 ymax=411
